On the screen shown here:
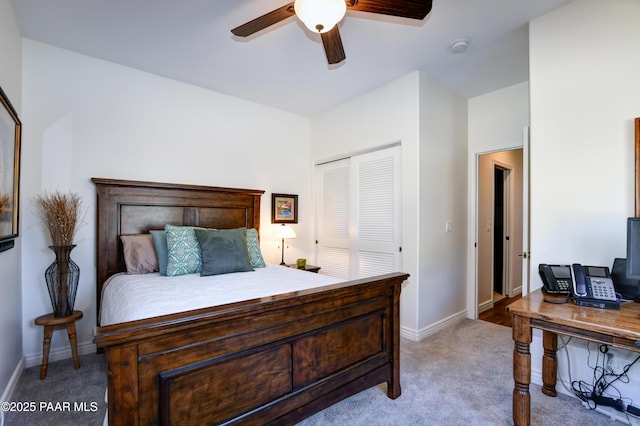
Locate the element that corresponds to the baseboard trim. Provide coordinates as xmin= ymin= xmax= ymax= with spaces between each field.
xmin=1 ymin=357 xmax=25 ymax=404
xmin=24 ymin=340 xmax=97 ymax=368
xmin=400 ymin=326 xmax=419 ymax=341
xmin=400 ymin=309 xmax=468 ymax=341
xmin=478 ymin=298 xmax=493 ymax=314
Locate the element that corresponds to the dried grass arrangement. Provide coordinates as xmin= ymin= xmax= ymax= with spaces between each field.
xmin=0 ymin=193 xmax=11 ymax=222
xmin=35 ymin=191 xmax=83 ymax=247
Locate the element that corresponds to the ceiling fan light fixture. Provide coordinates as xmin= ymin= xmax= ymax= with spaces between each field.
xmin=294 ymin=0 xmax=347 ymax=33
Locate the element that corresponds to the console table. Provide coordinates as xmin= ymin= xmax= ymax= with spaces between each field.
xmin=507 ymin=290 xmax=640 ymax=426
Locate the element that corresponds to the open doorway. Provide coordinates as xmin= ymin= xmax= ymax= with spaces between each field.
xmin=477 ymin=149 xmax=523 ymax=315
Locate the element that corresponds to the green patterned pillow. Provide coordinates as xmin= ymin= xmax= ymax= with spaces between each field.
xmin=246 ymin=228 xmax=266 ymax=268
xmin=165 ymin=224 xmax=204 ymax=276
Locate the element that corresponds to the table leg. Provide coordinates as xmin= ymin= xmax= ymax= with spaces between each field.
xmin=541 ymin=330 xmax=558 ymax=397
xmin=512 ymin=314 xmax=532 ymax=426
xmin=67 ymin=322 xmax=81 ymax=370
xmin=40 ymin=326 xmax=53 ymax=380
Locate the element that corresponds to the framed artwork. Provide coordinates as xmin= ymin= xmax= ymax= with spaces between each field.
xmin=272 ymin=193 xmax=298 ymax=224
xmin=0 ymin=85 xmax=21 ymax=252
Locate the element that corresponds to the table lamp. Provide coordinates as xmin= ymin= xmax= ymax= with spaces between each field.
xmin=278 ymin=224 xmax=296 ymax=265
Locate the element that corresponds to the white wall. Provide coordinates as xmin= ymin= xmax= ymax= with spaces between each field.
xmin=467 ymin=82 xmax=530 ymax=317
xmin=311 ymin=72 xmax=422 ymax=333
xmin=0 ymin=0 xmax=24 ymax=405
xmin=530 ymin=0 xmax=640 ymax=409
xmin=310 ymin=71 xmax=468 ymax=339
xmin=20 ymin=40 xmax=313 ymax=364
xmin=417 ymin=74 xmax=468 ymax=335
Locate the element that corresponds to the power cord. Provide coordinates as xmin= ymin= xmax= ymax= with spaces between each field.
xmin=542 ymin=288 xmax=571 ymax=304
xmin=541 ymin=289 xmax=623 ymax=306
xmin=568 ymin=342 xmax=640 ymax=422
xmin=556 ymin=335 xmax=576 ymax=396
xmin=557 ymin=338 xmax=640 ymax=424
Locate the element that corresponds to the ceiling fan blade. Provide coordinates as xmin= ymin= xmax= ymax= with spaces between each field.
xmin=321 ymin=26 xmax=346 ymax=65
xmin=231 ymin=2 xmax=296 ymax=37
xmin=347 ymin=0 xmax=433 ymax=20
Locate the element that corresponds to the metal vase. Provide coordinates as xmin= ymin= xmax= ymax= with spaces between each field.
xmin=45 ymin=245 xmax=80 ymax=317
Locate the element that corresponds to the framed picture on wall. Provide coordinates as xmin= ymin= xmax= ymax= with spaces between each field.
xmin=0 ymin=85 xmax=21 ymax=252
xmin=272 ymin=193 xmax=298 ymax=224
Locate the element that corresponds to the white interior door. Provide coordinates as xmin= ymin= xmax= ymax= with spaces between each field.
xmin=521 ymin=126 xmax=531 ymax=296
xmin=498 ymin=163 xmax=512 ymax=296
xmin=492 ymin=161 xmax=513 ymax=297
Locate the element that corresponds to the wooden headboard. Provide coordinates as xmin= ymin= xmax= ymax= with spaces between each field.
xmin=92 ymin=178 xmax=264 ymax=320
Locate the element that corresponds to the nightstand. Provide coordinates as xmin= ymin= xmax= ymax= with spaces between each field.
xmin=287 ymin=264 xmax=321 ymax=273
xmin=35 ymin=310 xmax=83 ymax=379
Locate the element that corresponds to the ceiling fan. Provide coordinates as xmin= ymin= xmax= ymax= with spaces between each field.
xmin=231 ymin=0 xmax=433 ymax=65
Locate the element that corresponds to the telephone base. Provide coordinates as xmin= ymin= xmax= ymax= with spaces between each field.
xmin=573 ymin=297 xmax=620 ymax=310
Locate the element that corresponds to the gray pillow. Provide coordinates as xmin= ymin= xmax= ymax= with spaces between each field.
xmin=150 ymin=230 xmax=168 ymax=275
xmin=195 ymin=228 xmax=254 ymax=276
xmin=120 ymin=234 xmax=159 ymax=274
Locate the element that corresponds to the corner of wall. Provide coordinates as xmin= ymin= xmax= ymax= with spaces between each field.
xmin=0 ymin=356 xmax=24 ymax=408
xmin=0 ymin=0 xmax=24 ymax=408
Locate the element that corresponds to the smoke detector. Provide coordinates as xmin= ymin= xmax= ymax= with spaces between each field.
xmin=449 ymin=39 xmax=470 ymax=54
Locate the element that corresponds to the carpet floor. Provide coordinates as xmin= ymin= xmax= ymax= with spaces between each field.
xmin=3 ymin=319 xmax=617 ymax=425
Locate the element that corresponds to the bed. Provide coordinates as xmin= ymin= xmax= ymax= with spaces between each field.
xmin=91 ymin=178 xmax=409 ymax=425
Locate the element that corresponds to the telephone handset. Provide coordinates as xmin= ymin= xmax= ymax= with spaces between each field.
xmin=571 ymin=263 xmax=589 ymax=297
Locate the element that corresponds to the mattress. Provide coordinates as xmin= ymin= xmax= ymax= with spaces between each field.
xmin=100 ymin=264 xmax=344 ymax=326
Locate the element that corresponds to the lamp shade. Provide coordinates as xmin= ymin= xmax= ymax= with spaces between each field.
xmin=294 ymin=0 xmax=346 ymax=34
xmin=278 ymin=224 xmax=296 ymax=239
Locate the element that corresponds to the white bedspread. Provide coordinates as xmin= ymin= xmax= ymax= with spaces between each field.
xmin=100 ymin=265 xmax=344 ymax=326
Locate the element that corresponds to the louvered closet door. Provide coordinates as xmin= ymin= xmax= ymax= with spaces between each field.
xmin=315 ymin=158 xmax=352 ymax=279
xmin=315 ymin=146 xmax=401 ymax=280
xmin=352 ymin=147 xmax=401 ymax=278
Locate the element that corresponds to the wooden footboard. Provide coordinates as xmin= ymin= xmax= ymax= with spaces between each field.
xmin=94 ymin=272 xmax=407 ymax=425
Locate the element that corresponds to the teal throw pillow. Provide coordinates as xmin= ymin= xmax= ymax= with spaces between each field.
xmin=195 ymin=228 xmax=254 ymax=276
xmin=165 ymin=224 xmax=203 ymax=276
xmin=246 ymin=228 xmax=266 ymax=268
xmin=150 ymin=230 xmax=168 ymax=275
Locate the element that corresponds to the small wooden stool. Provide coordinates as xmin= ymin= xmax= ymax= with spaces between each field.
xmin=34 ymin=310 xmax=83 ymax=380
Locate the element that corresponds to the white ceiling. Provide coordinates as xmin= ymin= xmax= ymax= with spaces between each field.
xmin=10 ymin=0 xmax=573 ymax=117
